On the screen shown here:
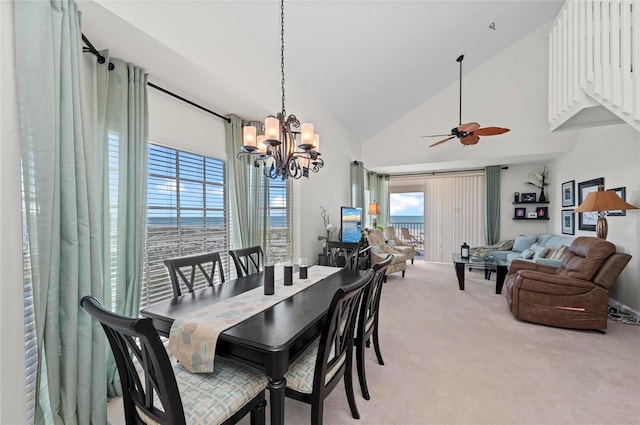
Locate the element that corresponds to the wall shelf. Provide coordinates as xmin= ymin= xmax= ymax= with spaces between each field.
xmin=512 ymin=201 xmax=550 ymax=205
xmin=512 ymin=217 xmax=550 ymax=221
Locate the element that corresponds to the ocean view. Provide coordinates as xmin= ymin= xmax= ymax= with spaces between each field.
xmin=390 ymin=215 xmax=424 ymax=224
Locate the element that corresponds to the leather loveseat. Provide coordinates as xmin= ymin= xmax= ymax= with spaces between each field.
xmin=505 ymin=237 xmax=631 ymax=331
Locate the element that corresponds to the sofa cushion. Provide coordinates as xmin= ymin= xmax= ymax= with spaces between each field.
xmin=513 ymin=235 xmax=537 ymax=252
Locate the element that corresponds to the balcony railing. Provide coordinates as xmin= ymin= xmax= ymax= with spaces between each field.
xmin=389 ymin=223 xmax=424 ymax=249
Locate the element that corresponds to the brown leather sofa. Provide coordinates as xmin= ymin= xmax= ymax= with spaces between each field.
xmin=505 ymin=237 xmax=631 ymax=331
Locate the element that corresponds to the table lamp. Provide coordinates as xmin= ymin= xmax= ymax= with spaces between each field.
xmin=573 ymin=185 xmax=638 ymax=239
xmin=368 ymin=202 xmax=380 ymax=228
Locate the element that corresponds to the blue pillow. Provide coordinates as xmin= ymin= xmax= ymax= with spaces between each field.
xmin=513 ymin=235 xmax=538 ymax=252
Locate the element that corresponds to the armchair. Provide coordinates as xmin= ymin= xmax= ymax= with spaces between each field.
xmin=383 ymin=225 xmax=415 ymax=264
xmin=364 ymin=228 xmax=407 ymax=281
xmin=505 ymin=237 xmax=631 ymax=331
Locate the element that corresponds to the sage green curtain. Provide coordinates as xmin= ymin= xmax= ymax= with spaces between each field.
xmin=225 ymin=115 xmax=266 ymax=251
xmin=350 ymin=161 xmax=365 ymax=224
xmin=368 ymin=172 xmax=389 ymax=225
xmin=95 ymin=53 xmax=149 ymax=396
xmin=14 ymin=0 xmax=106 ymax=423
xmin=484 ymin=166 xmax=501 ymax=245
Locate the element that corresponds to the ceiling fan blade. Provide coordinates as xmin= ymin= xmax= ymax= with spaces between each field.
xmin=461 ymin=134 xmax=480 ymax=146
xmin=473 ymin=127 xmax=511 ymax=136
xmin=458 ymin=122 xmax=480 ymax=133
xmin=428 ymin=136 xmax=455 ymax=147
xmin=422 ymin=133 xmax=454 ymax=138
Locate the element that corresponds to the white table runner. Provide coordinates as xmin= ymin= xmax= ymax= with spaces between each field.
xmin=168 ymin=265 xmax=340 ymax=373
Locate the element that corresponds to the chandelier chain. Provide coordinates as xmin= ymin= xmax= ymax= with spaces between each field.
xmin=280 ymin=0 xmax=286 ymax=118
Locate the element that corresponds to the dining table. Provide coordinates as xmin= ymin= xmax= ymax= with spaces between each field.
xmin=139 ymin=266 xmax=367 ymax=425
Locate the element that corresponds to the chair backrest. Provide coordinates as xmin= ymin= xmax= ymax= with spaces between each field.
xmin=383 ymin=226 xmax=401 ymax=244
xmin=357 ymin=255 xmax=393 ymax=341
xmin=80 ymin=296 xmax=186 ymax=425
xmin=314 ymin=269 xmax=374 ymax=396
xmin=557 ymin=237 xmax=616 ymax=281
xmin=365 ymin=228 xmax=386 ymax=248
xmin=229 ymin=245 xmax=264 ymax=277
xmin=326 ymin=241 xmax=361 ymax=270
xmin=164 ymin=251 xmax=225 ymax=298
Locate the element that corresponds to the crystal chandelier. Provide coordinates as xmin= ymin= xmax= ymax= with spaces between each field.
xmin=237 ymin=0 xmax=323 ymax=180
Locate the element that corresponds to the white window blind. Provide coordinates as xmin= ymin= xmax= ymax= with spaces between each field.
xmin=142 ymin=144 xmax=229 ymax=308
xmin=265 ymin=178 xmax=292 ymax=262
xmin=22 ymin=178 xmax=36 ymax=425
xmin=423 ymin=173 xmax=485 ymax=262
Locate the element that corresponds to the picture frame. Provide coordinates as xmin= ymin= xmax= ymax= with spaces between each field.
xmin=514 ymin=207 xmax=526 ymax=218
xmin=536 ymin=206 xmax=548 ymax=218
xmin=578 ymin=177 xmax=604 ymax=231
xmin=562 ymin=210 xmax=575 ymax=235
xmin=520 ymin=192 xmax=537 ymax=203
xmin=561 ymin=180 xmax=575 ymax=207
xmin=607 ymin=187 xmax=626 ymax=216
xmin=527 ymin=212 xmax=538 ymax=219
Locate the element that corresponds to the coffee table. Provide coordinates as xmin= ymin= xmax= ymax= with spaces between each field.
xmin=452 ymin=253 xmax=509 ymax=294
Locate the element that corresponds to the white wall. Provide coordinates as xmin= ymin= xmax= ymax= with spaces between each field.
xmin=0 ymin=1 xmax=28 ymax=423
xmin=362 ymin=20 xmax=577 ymax=174
xmin=549 ymin=123 xmax=640 ymax=312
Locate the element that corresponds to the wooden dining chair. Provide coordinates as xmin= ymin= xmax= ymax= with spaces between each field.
xmin=355 ymin=254 xmax=393 ymax=400
xmin=164 ymin=251 xmax=225 ymax=298
xmin=284 ymin=269 xmax=374 ymax=425
xmin=229 ymin=245 xmax=264 ymax=277
xmin=325 ymin=241 xmax=361 ymax=270
xmin=80 ymin=295 xmax=268 ymax=425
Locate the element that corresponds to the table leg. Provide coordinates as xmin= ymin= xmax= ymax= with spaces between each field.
xmin=268 ymin=377 xmax=286 ymax=425
xmin=495 ymin=265 xmax=508 ymax=295
xmin=454 ymin=262 xmax=465 ymax=290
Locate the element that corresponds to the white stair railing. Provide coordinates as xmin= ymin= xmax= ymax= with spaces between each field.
xmin=548 ymin=0 xmax=639 ymax=132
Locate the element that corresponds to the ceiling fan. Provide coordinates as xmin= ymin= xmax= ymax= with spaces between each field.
xmin=423 ymin=54 xmax=510 ymax=148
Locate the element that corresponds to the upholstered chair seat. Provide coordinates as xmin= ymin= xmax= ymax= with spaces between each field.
xmin=365 ymin=228 xmax=407 ymax=281
xmin=383 ymin=226 xmax=415 ymax=264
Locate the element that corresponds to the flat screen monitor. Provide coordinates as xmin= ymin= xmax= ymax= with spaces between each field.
xmin=341 ymin=207 xmax=362 ymax=243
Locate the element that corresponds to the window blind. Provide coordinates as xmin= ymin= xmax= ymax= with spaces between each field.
xmin=22 ymin=181 xmax=36 ymax=425
xmin=265 ymin=178 xmax=292 ymax=262
xmin=142 ymin=144 xmax=229 ymax=308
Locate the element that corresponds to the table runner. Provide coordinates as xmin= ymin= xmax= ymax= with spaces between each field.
xmin=168 ymin=265 xmax=340 ymax=373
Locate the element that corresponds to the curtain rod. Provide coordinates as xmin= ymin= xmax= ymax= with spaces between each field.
xmin=81 ymin=33 xmax=231 ymax=123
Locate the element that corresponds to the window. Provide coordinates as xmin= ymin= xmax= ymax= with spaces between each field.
xmin=141 ymin=144 xmax=228 ymax=308
xmin=265 ymin=178 xmax=292 ymax=262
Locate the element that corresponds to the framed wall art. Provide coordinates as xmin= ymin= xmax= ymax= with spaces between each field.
xmin=608 ymin=187 xmax=627 ymax=216
xmin=577 ymin=177 xmax=604 ymax=231
xmin=536 ymin=206 xmax=548 ymax=218
xmin=562 ymin=210 xmax=575 ymax=235
xmin=520 ymin=192 xmax=537 ymax=203
xmin=514 ymin=207 xmax=526 ymax=218
xmin=561 ymin=180 xmax=575 ymax=207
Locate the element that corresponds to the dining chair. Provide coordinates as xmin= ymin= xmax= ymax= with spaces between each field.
xmin=325 ymin=241 xmax=361 ymax=270
xmin=229 ymin=245 xmax=264 ymax=277
xmin=354 ymin=254 xmax=393 ymax=400
xmin=164 ymin=251 xmax=225 ymax=298
xmin=80 ymin=296 xmax=268 ymax=425
xmin=284 ymin=269 xmax=374 ymax=425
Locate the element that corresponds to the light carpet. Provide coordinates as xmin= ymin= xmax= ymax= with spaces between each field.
xmin=109 ymin=261 xmax=640 ymax=424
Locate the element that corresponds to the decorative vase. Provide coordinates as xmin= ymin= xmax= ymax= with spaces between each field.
xmin=539 ymin=187 xmax=546 ymax=202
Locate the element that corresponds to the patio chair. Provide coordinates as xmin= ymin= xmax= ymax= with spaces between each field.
xmin=383 ymin=225 xmax=416 ymax=262
xmin=400 ymin=227 xmax=424 ymax=251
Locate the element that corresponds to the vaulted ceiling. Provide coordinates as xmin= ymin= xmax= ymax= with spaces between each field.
xmin=78 ymin=0 xmax=565 ymax=145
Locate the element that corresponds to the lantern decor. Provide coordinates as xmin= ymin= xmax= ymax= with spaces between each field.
xmin=460 ymin=242 xmax=470 ymax=260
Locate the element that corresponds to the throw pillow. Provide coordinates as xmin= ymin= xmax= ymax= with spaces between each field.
xmin=533 ymin=246 xmax=550 ymax=259
xmin=529 ymin=242 xmax=541 ymax=252
xmin=521 ymin=248 xmax=535 ymax=259
xmin=552 ymin=245 xmax=568 ymax=260
xmin=513 ymin=235 xmax=538 ymax=252
xmin=546 ymin=248 xmax=557 ymax=258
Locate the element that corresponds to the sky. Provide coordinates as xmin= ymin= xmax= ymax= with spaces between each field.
xmin=390 ymin=192 xmax=424 ymax=216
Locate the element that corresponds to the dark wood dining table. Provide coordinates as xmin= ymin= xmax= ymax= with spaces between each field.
xmin=139 ymin=266 xmax=367 ymax=425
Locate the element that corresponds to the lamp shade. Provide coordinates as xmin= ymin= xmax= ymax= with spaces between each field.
xmin=368 ymin=202 xmax=380 ymax=215
xmin=574 ymin=185 xmax=638 ymax=212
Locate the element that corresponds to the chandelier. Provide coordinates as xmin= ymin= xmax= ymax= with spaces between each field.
xmin=237 ymin=0 xmax=323 ymax=180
